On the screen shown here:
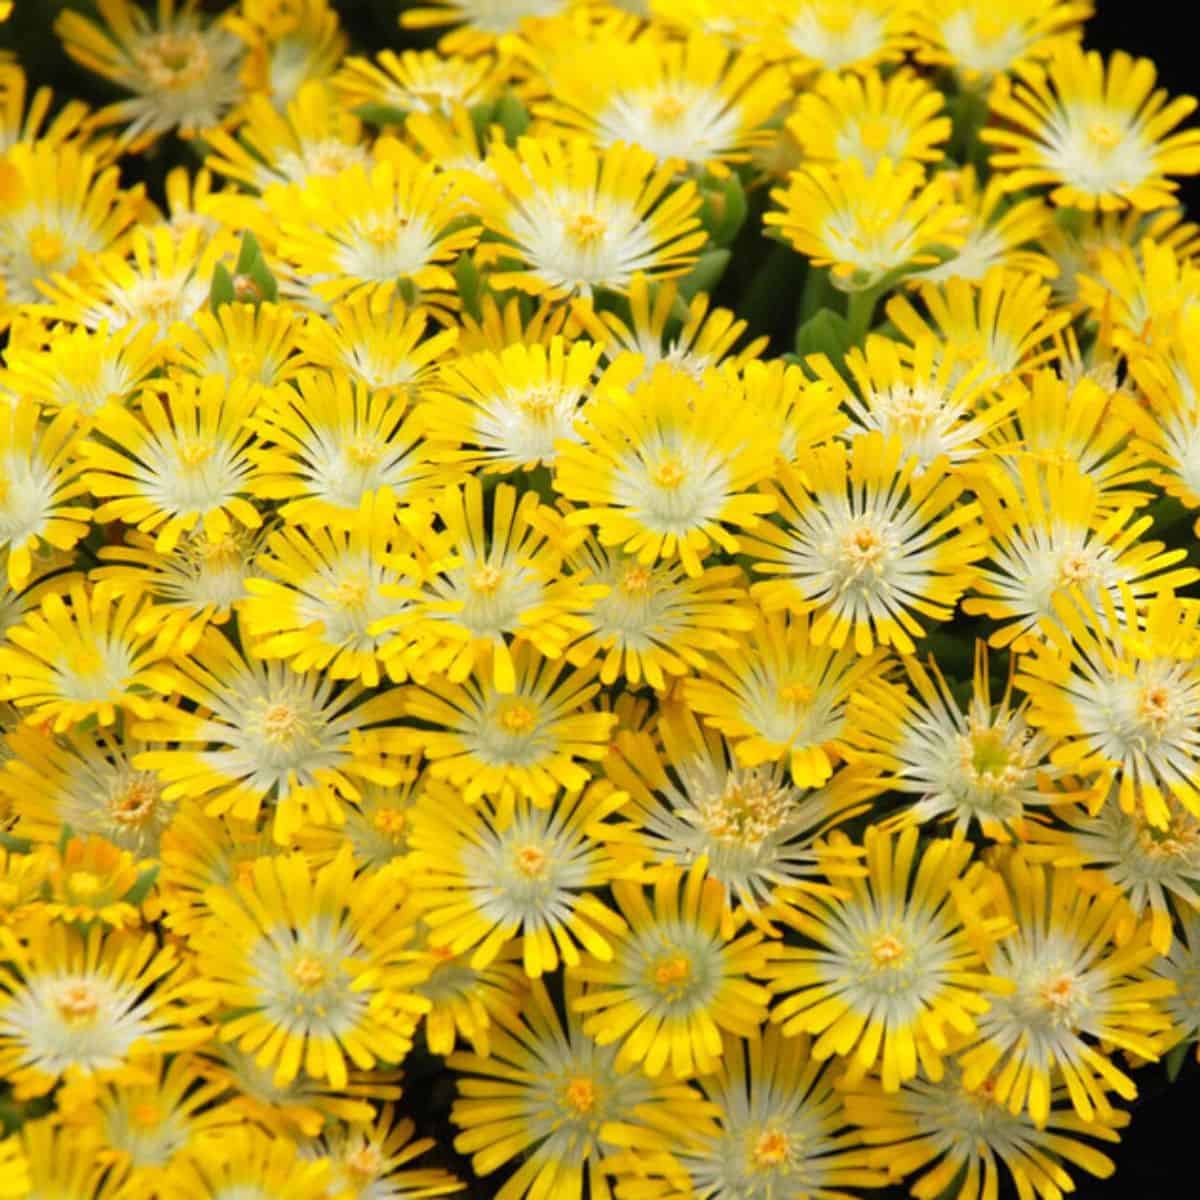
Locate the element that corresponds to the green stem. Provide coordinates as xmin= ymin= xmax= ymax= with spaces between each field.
xmin=846 ymin=286 xmax=882 ymax=345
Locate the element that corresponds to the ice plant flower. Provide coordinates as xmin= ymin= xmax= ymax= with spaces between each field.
xmin=555 ymin=365 xmax=777 ymax=576
xmin=470 ymin=136 xmax=706 ymax=300
xmin=745 ymin=433 xmax=988 ymax=655
xmin=192 ymin=848 xmax=430 ymax=1088
xmin=986 ymin=45 xmax=1200 ymax=211
xmin=766 ymin=825 xmax=1014 ymax=1091
xmin=571 ymin=860 xmax=771 ymax=1078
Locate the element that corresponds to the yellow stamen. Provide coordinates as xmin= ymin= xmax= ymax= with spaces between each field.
xmin=564 ymin=1076 xmax=596 ymax=1114
xmin=372 ymin=807 xmax=408 ymax=836
xmin=619 ymin=565 xmax=653 ymax=596
xmin=27 ymin=225 xmax=66 ymax=267
xmin=651 ymin=94 xmax=687 ymax=123
xmin=56 ymin=983 xmax=100 ymax=1024
xmin=260 ymin=701 xmax=305 ymax=745
xmin=870 ymin=933 xmax=906 ymax=968
xmin=67 ymin=871 xmax=104 ymax=900
xmin=565 ymin=211 xmax=607 ymax=246
xmin=177 ymin=439 xmax=213 ymax=468
xmin=1086 ymin=121 xmax=1123 ymax=152
xmin=498 ymin=702 xmax=537 ymax=734
xmin=651 ymin=457 xmax=686 ymax=489
xmin=514 ymin=844 xmax=549 ymax=877
xmin=345 ymin=1146 xmax=382 ymax=1180
xmin=653 ymin=954 xmax=692 ymax=990
xmin=292 ymin=956 xmax=326 ymax=990
xmin=470 ymin=565 xmax=504 ymax=594
xmin=752 ymin=1129 xmax=791 ymax=1168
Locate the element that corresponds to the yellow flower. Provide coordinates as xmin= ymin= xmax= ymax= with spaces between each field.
xmin=767 ymin=159 xmax=964 ymax=292
xmin=0 ymin=402 xmax=90 ymax=589
xmin=267 ymin=138 xmax=479 ymax=312
xmin=0 ymin=582 xmax=169 ymax=733
xmin=746 ymin=433 xmax=988 ymax=655
xmin=912 ymin=0 xmax=1091 ymax=81
xmin=762 ymin=0 xmax=913 ymax=74
xmin=572 ymin=859 xmax=770 ymax=1078
xmin=535 ymin=30 xmax=791 ymax=175
xmin=165 ymin=1127 xmax=331 ymax=1200
xmin=959 ymin=852 xmax=1173 ymax=1126
xmin=134 ymin=624 xmax=408 ymax=842
xmin=684 ymin=609 xmax=889 ymax=788
xmin=55 ymin=0 xmax=246 ymax=151
xmin=42 ymin=834 xmax=147 ymax=928
xmin=226 ymin=0 xmax=347 ymax=109
xmin=986 ymin=45 xmax=1200 ymax=211
xmin=6 ymin=1119 xmax=125 ymax=1200
xmin=470 ymin=136 xmax=706 ymax=300
xmin=767 ymin=825 xmax=1014 ymax=1091
xmin=555 ymin=365 xmax=776 ymax=577
xmin=334 ymin=47 xmax=502 ymax=118
xmin=382 ymin=645 xmax=616 ymax=808
xmin=82 ymin=372 xmax=264 ymax=553
xmin=191 ymin=847 xmax=429 ymax=1088
xmin=0 ymin=1132 xmax=28 ymax=1200
xmin=0 ymin=62 xmax=91 ymax=151
xmin=408 ymin=781 xmax=628 ymax=977
xmin=789 ymin=68 xmax=950 ymax=173
xmin=450 ymin=975 xmax=712 ymax=1200
xmin=400 ymin=0 xmax=573 ymax=56
xmin=167 ymin=301 xmax=302 ymax=386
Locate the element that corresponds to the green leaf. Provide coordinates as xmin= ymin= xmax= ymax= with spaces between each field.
xmin=124 ymin=865 xmax=160 ymax=907
xmin=454 ymin=252 xmax=483 ymax=323
xmin=235 ymin=231 xmax=264 ymax=277
xmin=209 ymin=262 xmax=236 ymax=313
xmin=0 ymin=830 xmax=31 ymax=854
xmin=353 ymin=102 xmax=410 ymax=127
xmin=676 ymin=249 xmax=730 ymax=302
xmin=795 ymin=308 xmax=852 ymax=364
xmin=494 ymin=93 xmax=530 ymax=143
xmin=700 ymin=174 xmax=748 ymax=247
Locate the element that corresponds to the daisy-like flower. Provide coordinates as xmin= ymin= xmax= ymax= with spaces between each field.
xmin=767 ymin=158 xmax=964 ymax=293
xmin=81 ymin=372 xmax=264 ymax=553
xmin=762 ymin=0 xmax=913 ymax=73
xmin=911 ymin=0 xmax=1091 ymax=82
xmin=41 ymin=834 xmax=146 ymax=929
xmin=571 ymin=859 xmax=770 ymax=1077
xmin=562 ymin=535 xmax=756 ymax=689
xmin=1153 ymin=908 xmax=1200 ymax=1059
xmin=378 ymin=478 xmax=595 ymax=692
xmin=845 ymin=1054 xmax=1127 ymax=1200
xmin=304 ymin=1105 xmax=464 ymax=1200
xmin=383 ymin=646 xmax=616 ymax=808
xmin=400 ymin=0 xmax=572 ymax=56
xmin=192 ymin=847 xmax=429 ymax=1087
xmin=745 ymin=433 xmax=988 ymax=655
xmin=789 ymin=68 xmax=950 ymax=173
xmin=0 ymin=321 xmax=161 ymax=417
xmin=469 ymin=135 xmax=706 ymax=301
xmin=959 ymin=852 xmax=1174 ymax=1124
xmin=450 ymin=975 xmax=713 ymax=1200
xmin=916 ymin=167 xmax=1059 ymax=284
xmin=38 ymin=225 xmax=233 ymax=336
xmin=606 ymin=707 xmax=875 ymax=922
xmin=204 ymin=80 xmax=366 ymax=193
xmin=94 ymin=524 xmax=268 ymax=655
xmin=0 ymin=402 xmax=90 ymax=589
xmin=628 ymin=1027 xmax=885 ymax=1200
xmin=296 ymin=294 xmax=458 ymax=394
xmin=766 ymin=825 xmax=1013 ymax=1092
xmin=227 ymin=0 xmax=348 ymax=109
xmin=966 ymin=458 xmax=1197 ymax=649
xmin=852 ymin=643 xmax=1063 ymax=842
xmin=684 ymin=610 xmax=888 ymax=788
xmin=0 ymin=922 xmax=211 ymax=1108
xmin=241 ymin=488 xmax=419 ymax=687
xmin=986 ymin=45 xmax=1200 ymax=211
xmin=815 ymin=334 xmax=1015 ymax=471
xmin=6 ymin=1120 xmax=124 ymax=1200
xmin=165 ymin=1127 xmax=330 ymax=1200
xmin=0 ymin=582 xmax=169 ymax=733
xmin=134 ymin=625 xmax=409 ymax=842
xmin=738 ymin=357 xmax=847 ymax=467
xmin=1024 ymin=794 xmax=1200 ymax=953
xmin=885 ymin=269 xmax=1068 ymax=391
xmin=268 ymin=140 xmax=479 ymax=311
xmin=248 ymin=369 xmax=446 ymax=528
xmin=408 ymin=781 xmax=628 ymax=977
xmin=0 ymin=724 xmax=175 ymax=859
xmin=0 ymin=141 xmax=141 ymax=312
xmin=536 ymin=31 xmax=790 ymax=175
xmin=427 ymin=335 xmax=638 ymax=474
xmin=54 ymin=0 xmax=245 ymax=150
xmin=555 ymin=365 xmax=776 ymax=577
xmin=1018 ymin=589 xmax=1200 ymax=828
xmin=167 ymin=301 xmax=302 ymax=387
xmin=334 ymin=47 xmax=502 ymax=118
xmin=573 ymin=273 xmax=768 ymax=381
xmin=992 ymin=369 xmax=1156 ymax=511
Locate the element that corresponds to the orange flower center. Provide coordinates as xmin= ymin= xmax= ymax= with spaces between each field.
xmin=514 ymin=844 xmax=549 ymax=877
xmin=498 ymin=702 xmax=538 ymax=734
xmin=373 ymin=807 xmax=408 ymax=836
xmin=565 ymin=211 xmax=607 ymax=246
xmin=345 ymin=1145 xmax=382 ymax=1180
xmin=752 ymin=1129 xmax=792 ymax=1168
xmin=870 ymin=933 xmax=907 ymax=968
xmin=111 ymin=778 xmax=160 ymax=826
xmin=564 ymin=1076 xmax=597 ymax=1113
xmin=619 ymin=565 xmax=654 ymax=596
xmin=652 ymin=953 xmax=692 ymax=991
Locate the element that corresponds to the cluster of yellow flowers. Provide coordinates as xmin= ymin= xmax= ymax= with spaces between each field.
xmin=3 ymin=0 xmax=1200 ymax=1196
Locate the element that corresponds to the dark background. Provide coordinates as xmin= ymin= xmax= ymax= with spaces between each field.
xmin=1 ymin=0 xmax=1197 ymax=1193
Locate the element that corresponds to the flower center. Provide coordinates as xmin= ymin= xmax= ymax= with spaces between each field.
xmin=292 ymin=955 xmax=327 ymax=990
xmin=330 ymin=575 xmax=371 ymax=610
xmin=56 ymin=983 xmax=100 ymax=1024
xmin=67 ymin=870 xmax=104 ymax=900
xmin=515 ymin=384 xmax=561 ymax=419
xmin=514 ymin=844 xmax=550 ymax=877
xmin=858 ymin=117 xmax=892 ymax=153
xmin=498 ymin=701 xmax=538 ymax=734
xmin=883 ymin=384 xmax=942 ymax=435
xmin=1138 ymin=684 xmax=1175 ymax=735
xmin=1057 ymin=550 xmax=1094 ymax=585
xmin=177 ymin=438 xmax=213 ymax=469
xmin=565 ymin=211 xmax=607 ymax=246
xmin=346 ymin=437 xmax=384 ymax=466
xmin=619 ymin=565 xmax=654 ymax=595
xmin=372 ymin=807 xmax=408 ymax=836
xmin=110 ymin=777 xmax=160 ymax=827
xmin=698 ymin=774 xmax=793 ymax=850
xmin=870 ymin=933 xmax=907 ymax=968
xmin=470 ymin=565 xmax=505 ymax=594
xmin=752 ymin=1129 xmax=792 ymax=1169
xmin=259 ymin=701 xmax=306 ymax=746
xmin=27 ymin=225 xmax=66 ymax=267
xmin=1086 ymin=121 xmax=1123 ymax=152
xmin=130 ymin=279 xmax=183 ymax=326
xmin=136 ymin=32 xmax=211 ymax=89
xmin=651 ymin=456 xmax=687 ymax=489
xmin=652 ymin=953 xmax=692 ymax=995
xmin=365 ymin=216 xmax=406 ymax=248
xmin=131 ymin=1103 xmax=161 ymax=1129
xmin=67 ymin=648 xmax=106 ymax=680
xmin=838 ymin=522 xmax=888 ymax=578
xmin=651 ymin=93 xmax=687 ymax=123
xmin=778 ymin=681 xmax=814 ymax=706
xmin=345 ymin=1145 xmax=382 ymax=1181
xmin=564 ymin=1076 xmax=597 ymax=1114
xmin=967 ymin=728 xmax=1013 ymax=782
xmin=1038 ymin=972 xmax=1076 ymax=1010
